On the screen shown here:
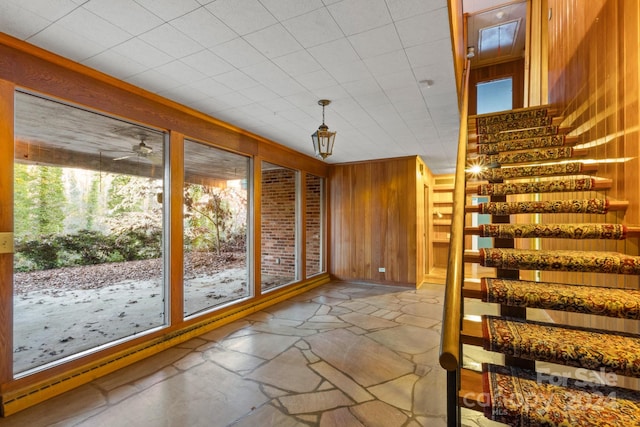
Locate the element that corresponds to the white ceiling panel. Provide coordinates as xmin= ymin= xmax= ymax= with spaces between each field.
xmin=206 ymin=0 xmax=276 ymax=36
xmin=348 ymin=24 xmax=403 ymax=59
xmin=244 ymin=24 xmax=303 ymax=59
xmin=327 ymin=0 xmax=392 ymax=36
xmin=0 ymin=4 xmax=48 ymax=40
xmin=134 ymin=0 xmax=201 ymax=21
xmin=84 ymin=0 xmax=163 ymax=35
xmin=281 ymin=8 xmax=343 ymax=49
xmin=0 ymin=0 xmax=474 ymax=174
xmin=169 ymin=8 xmax=237 ymax=48
xmin=260 ymin=0 xmax=324 ymax=21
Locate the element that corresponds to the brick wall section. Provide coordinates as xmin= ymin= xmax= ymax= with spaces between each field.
xmin=261 ymin=168 xmax=296 ymax=278
xmin=305 ymin=175 xmax=322 ymax=276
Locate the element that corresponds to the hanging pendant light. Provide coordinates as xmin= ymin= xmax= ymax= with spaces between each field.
xmin=311 ymin=99 xmax=336 ymax=159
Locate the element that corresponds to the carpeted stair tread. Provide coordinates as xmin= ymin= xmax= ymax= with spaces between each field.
xmin=473 ymin=106 xmax=549 ymax=127
xmin=469 ymin=223 xmax=627 ymax=239
xmin=483 ymin=363 xmax=640 ymax=427
xmin=477 ymin=125 xmax=559 ymax=144
xmin=475 ymin=248 xmax=640 ymax=274
xmin=475 ymin=115 xmax=553 ymax=134
xmin=478 ymin=146 xmax=576 ymax=166
xmin=475 ymin=135 xmax=570 ymax=154
xmin=469 ymin=178 xmax=613 ymax=196
xmin=481 ymin=316 xmax=640 ymax=378
xmin=470 ymin=162 xmax=595 ymax=181
xmin=478 ymin=278 xmax=640 ymax=319
xmin=465 ymin=199 xmax=627 ymax=215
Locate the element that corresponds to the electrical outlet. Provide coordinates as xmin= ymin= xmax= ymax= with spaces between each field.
xmin=378 ymin=267 xmax=385 ymax=273
xmin=0 ymin=232 xmax=14 ymax=254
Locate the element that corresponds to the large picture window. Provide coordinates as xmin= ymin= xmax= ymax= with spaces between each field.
xmin=183 ymin=140 xmax=250 ymax=317
xmin=13 ymin=92 xmax=167 ymax=375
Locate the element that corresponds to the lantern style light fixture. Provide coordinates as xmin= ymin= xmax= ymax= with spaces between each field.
xmin=311 ymin=99 xmax=336 ymax=159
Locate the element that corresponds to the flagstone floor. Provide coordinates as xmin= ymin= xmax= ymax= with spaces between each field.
xmin=3 ymin=281 xmax=457 ymax=427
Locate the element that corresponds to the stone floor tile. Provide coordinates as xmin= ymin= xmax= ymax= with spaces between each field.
xmin=106 ymin=384 xmax=138 ymax=404
xmin=232 ymin=404 xmax=306 ymax=427
xmin=93 ymin=348 xmax=190 ymax=391
xmin=221 ymin=332 xmax=300 ymax=359
xmin=367 ymin=373 xmax=419 ymax=411
xmin=246 ymin=348 xmax=322 ymax=393
xmin=339 ymin=312 xmax=398 ymax=331
xmin=316 ymin=304 xmax=332 ymax=315
xmin=297 ymin=414 xmax=319 ymax=424
xmin=0 ymin=384 xmax=106 ymax=427
xmin=307 ymin=314 xmax=343 ymax=323
xmin=395 ymin=313 xmax=440 ymax=329
xmin=78 ymin=362 xmax=269 ymax=427
xmin=416 ymin=416 xmax=447 ymax=427
xmin=249 ymin=319 xmax=316 ymax=337
xmin=265 ymin=301 xmax=322 ymax=321
xmin=350 ymin=400 xmax=408 ymax=427
xmin=302 ymin=348 xmax=321 ymax=363
xmin=367 ymin=324 xmax=440 ymax=354
xmin=339 ymin=301 xmax=370 ymax=311
xmin=329 ymin=306 xmax=352 ymax=315
xmin=131 ymin=365 xmax=179 ymax=391
xmin=413 ymin=365 xmax=447 ymax=417
xmin=313 ymin=295 xmax=348 ymax=305
xmin=346 ymin=325 xmax=368 ymax=335
xmin=401 ymin=302 xmax=444 ymax=321
xmin=278 ymin=389 xmax=353 ymax=414
xmin=173 ymin=351 xmax=206 ymax=371
xmin=205 ymin=346 xmax=266 ymax=372
xmin=262 ymin=384 xmax=289 ymax=398
xmin=305 ymin=329 xmax=414 ymax=387
xmin=320 ymin=407 xmax=366 ymax=427
xmin=198 ymin=320 xmax=252 ymax=341
xmin=309 ymin=361 xmax=375 ymax=403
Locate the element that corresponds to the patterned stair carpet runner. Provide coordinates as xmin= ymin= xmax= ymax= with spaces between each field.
xmin=477 ymin=125 xmax=559 ymax=144
xmin=483 ymin=363 xmax=640 ymax=427
xmin=476 ymin=199 xmax=610 ymax=215
xmin=479 ymin=248 xmax=640 ymax=274
xmin=479 ymin=146 xmax=573 ymax=166
xmin=481 ymin=278 xmax=640 ymax=319
xmin=476 ymin=178 xmax=595 ymax=196
xmin=475 ymin=115 xmax=552 ymax=134
xmin=478 ymin=223 xmax=626 ymax=239
xmin=482 ymin=316 xmax=640 ymax=378
xmin=476 ymin=135 xmax=566 ymax=155
xmin=475 ymin=107 xmax=548 ymax=129
xmin=476 ymin=162 xmax=585 ymax=181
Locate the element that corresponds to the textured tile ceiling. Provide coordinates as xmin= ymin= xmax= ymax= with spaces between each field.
xmin=0 ymin=0 xmax=460 ymax=174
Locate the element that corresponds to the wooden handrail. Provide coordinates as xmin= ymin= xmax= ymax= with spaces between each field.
xmin=439 ymin=59 xmax=471 ymax=372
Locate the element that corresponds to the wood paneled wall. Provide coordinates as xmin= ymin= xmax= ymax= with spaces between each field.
xmin=541 ymin=0 xmax=640 ymax=331
xmin=329 ymin=156 xmax=431 ymax=287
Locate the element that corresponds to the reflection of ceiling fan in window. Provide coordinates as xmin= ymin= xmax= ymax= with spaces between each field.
xmin=113 ymin=136 xmax=155 ymax=161
xmin=108 ymin=134 xmax=162 ymax=164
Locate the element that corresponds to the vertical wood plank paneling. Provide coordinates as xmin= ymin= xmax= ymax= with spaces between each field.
xmin=544 ymin=0 xmax=640 ymax=332
xmin=0 ymin=80 xmax=14 ymax=382
xmin=329 ymin=157 xmax=421 ymax=286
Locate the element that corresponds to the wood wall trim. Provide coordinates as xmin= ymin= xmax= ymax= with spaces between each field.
xmin=169 ymin=131 xmax=185 ymax=324
xmin=0 ymin=79 xmax=14 ymax=385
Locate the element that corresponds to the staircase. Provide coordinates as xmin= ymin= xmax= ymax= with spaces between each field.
xmin=454 ymin=106 xmax=640 ymax=426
